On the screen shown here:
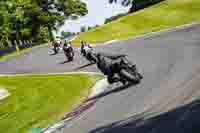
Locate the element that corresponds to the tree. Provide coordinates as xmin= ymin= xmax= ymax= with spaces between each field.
xmin=109 ymin=0 xmax=134 ymax=12
xmin=104 ymin=12 xmax=127 ymax=24
xmin=36 ymin=27 xmax=50 ymax=42
xmin=0 ymin=1 xmax=13 ymax=47
xmin=61 ymin=31 xmax=72 ymax=39
xmin=94 ymin=25 xmax=100 ymax=28
xmin=80 ymin=26 xmax=87 ymax=32
xmin=29 ymin=0 xmax=88 ymax=41
xmin=109 ymin=0 xmax=163 ymax=13
xmin=0 ymin=0 xmax=88 ymax=51
xmin=88 ymin=26 xmax=92 ymax=31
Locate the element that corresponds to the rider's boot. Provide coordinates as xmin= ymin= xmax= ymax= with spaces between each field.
xmin=138 ymin=73 xmax=143 ymax=79
xmin=107 ymin=75 xmax=120 ymax=84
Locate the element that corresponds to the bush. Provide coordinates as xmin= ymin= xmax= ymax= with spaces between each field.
xmin=104 ymin=13 xmax=128 ymax=24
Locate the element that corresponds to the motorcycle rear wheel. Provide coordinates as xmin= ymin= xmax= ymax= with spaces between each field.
xmin=119 ymin=69 xmax=141 ymax=84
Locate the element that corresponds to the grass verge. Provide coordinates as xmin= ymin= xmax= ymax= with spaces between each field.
xmin=0 ymin=74 xmax=101 ymax=133
xmin=73 ymin=0 xmax=200 ymax=45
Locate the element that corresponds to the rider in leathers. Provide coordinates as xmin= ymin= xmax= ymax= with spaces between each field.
xmin=81 ymin=41 xmax=86 ymax=56
xmin=52 ymin=40 xmax=60 ymax=54
xmin=81 ymin=41 xmax=93 ymax=56
xmin=63 ymin=41 xmax=74 ymax=60
xmin=96 ymin=53 xmax=132 ymax=84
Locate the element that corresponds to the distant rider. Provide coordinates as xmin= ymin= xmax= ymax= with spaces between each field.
xmin=52 ymin=40 xmax=60 ymax=54
xmin=81 ymin=41 xmax=93 ymax=56
xmin=81 ymin=41 xmax=86 ymax=56
xmin=63 ymin=41 xmax=73 ymax=54
xmin=63 ymin=41 xmax=74 ymax=61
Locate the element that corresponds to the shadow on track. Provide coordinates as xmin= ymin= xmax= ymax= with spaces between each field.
xmin=49 ymin=51 xmax=63 ymax=56
xmin=61 ymin=83 xmax=138 ymax=124
xmin=89 ymin=99 xmax=200 ymax=133
xmin=86 ymin=83 xmax=136 ymax=102
xmin=49 ymin=53 xmax=57 ymax=56
xmin=74 ymin=62 xmax=95 ymax=70
xmin=59 ymin=60 xmax=71 ymax=64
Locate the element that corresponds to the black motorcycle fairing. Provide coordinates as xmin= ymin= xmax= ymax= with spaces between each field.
xmin=81 ymin=45 xmax=97 ymax=63
xmin=63 ymin=46 xmax=74 ymax=61
xmin=96 ymin=53 xmax=142 ymax=84
xmin=86 ymin=51 xmax=97 ymax=63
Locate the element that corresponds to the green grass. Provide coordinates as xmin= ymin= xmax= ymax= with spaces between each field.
xmin=0 ymin=74 xmax=101 ymax=133
xmin=73 ymin=0 xmax=200 ymax=45
xmin=0 ymin=43 xmax=48 ymax=62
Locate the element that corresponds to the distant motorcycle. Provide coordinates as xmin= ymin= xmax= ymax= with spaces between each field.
xmin=63 ymin=46 xmax=74 ymax=61
xmin=96 ymin=53 xmax=143 ymax=85
xmin=81 ymin=44 xmax=97 ymax=63
xmin=53 ymin=46 xmax=60 ymax=54
xmin=52 ymin=42 xmax=61 ymax=54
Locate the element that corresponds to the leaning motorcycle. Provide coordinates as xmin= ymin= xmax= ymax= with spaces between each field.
xmin=53 ymin=46 xmax=59 ymax=54
xmin=117 ymin=58 xmax=143 ymax=85
xmin=85 ymin=50 xmax=97 ymax=63
xmin=81 ymin=47 xmax=97 ymax=63
xmin=96 ymin=54 xmax=143 ymax=85
xmin=63 ymin=47 xmax=74 ymax=61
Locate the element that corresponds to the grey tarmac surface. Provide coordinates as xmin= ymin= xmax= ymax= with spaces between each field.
xmin=1 ymin=24 xmax=200 ymax=133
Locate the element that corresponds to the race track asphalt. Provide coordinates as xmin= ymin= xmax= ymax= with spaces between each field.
xmin=1 ymin=24 xmax=200 ymax=133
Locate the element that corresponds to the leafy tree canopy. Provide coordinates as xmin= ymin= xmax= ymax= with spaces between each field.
xmin=0 ymin=0 xmax=88 ymax=47
xmin=108 ymin=0 xmax=164 ymax=13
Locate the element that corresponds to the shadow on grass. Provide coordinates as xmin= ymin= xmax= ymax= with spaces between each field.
xmin=89 ymin=99 xmax=200 ymax=133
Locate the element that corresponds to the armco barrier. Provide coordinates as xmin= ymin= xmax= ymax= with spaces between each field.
xmin=0 ymin=46 xmax=16 ymax=57
xmin=0 ymin=41 xmax=39 ymax=57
